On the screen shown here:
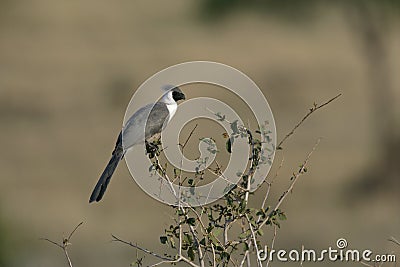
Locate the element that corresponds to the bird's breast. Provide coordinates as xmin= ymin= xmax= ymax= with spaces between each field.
xmin=166 ymin=103 xmax=177 ymax=122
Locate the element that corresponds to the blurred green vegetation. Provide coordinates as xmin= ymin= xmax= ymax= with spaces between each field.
xmin=200 ymin=0 xmax=400 ymax=20
xmin=0 ymin=216 xmax=9 ymax=266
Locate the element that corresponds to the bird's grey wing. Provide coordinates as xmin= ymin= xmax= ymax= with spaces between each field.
xmin=122 ymin=102 xmax=169 ymax=149
xmin=145 ymin=102 xmax=170 ymax=138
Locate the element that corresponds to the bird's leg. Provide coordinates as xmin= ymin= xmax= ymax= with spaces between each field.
xmin=145 ymin=133 xmax=162 ymax=158
xmin=145 ymin=140 xmax=158 ymax=156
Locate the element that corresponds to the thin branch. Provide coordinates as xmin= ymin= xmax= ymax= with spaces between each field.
xmin=223 ymin=218 xmax=229 ymax=246
xmin=148 ymin=258 xmax=181 ymax=267
xmin=67 ymin=222 xmax=83 ymax=241
xmin=148 ymin=256 xmax=200 ymax=267
xmin=388 ymin=236 xmax=400 ymax=246
xmin=259 ymin=138 xmax=321 ymax=230
xmin=181 ymin=256 xmax=201 ymax=267
xmin=208 ymin=243 xmax=215 ymax=267
xmin=277 ymin=93 xmax=341 ymax=149
xmin=40 ymin=238 xmax=63 ymax=249
xmin=178 ymin=124 xmax=203 ymax=266
xmin=299 ymin=245 xmax=304 ymax=267
xmin=239 ymin=251 xmax=249 ymax=267
xmin=40 ymin=221 xmax=83 ymax=267
xmin=189 ymin=223 xmax=205 ymax=267
xmin=245 ymin=214 xmax=262 ymax=267
xmin=244 ymin=129 xmax=255 ymax=205
xmin=188 ymin=206 xmax=239 ymax=267
xmin=258 ymin=156 xmax=285 ymax=223
xmin=64 ymin=250 xmax=72 ymax=267
xmin=180 ymin=124 xmax=198 ymax=149
xmin=266 ymin=226 xmax=277 ymax=267
xmin=111 ymin=234 xmax=172 ymax=261
xmin=178 ymin=218 xmax=183 ymax=257
xmin=181 ymin=206 xmax=205 ymax=267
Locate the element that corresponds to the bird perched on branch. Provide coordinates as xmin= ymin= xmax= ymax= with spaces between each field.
xmin=89 ymin=85 xmax=185 ymax=203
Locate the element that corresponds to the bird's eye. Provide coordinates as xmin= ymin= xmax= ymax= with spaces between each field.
xmin=172 ymin=91 xmax=179 ymax=101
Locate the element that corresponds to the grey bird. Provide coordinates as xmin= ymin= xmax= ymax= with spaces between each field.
xmin=89 ymin=85 xmax=185 ymax=203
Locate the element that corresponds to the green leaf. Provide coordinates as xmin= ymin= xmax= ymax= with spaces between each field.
xmin=169 ymin=236 xmax=176 ymax=248
xmin=210 ymin=235 xmax=218 ymax=246
xmin=226 ymin=137 xmax=232 ymax=153
xmin=278 ymin=211 xmax=287 ymax=221
xmin=187 ymin=218 xmax=196 ymax=226
xmin=257 ymin=228 xmax=264 ymax=236
xmin=190 ymin=186 xmax=195 ymax=195
xmin=160 ymin=236 xmax=168 ymax=244
xmin=273 ymin=220 xmax=281 ymax=228
xmin=216 ymin=245 xmax=224 ymax=251
xmin=221 ymin=251 xmax=230 ymax=260
xmin=188 ymin=246 xmax=195 ymax=261
xmin=184 ymin=233 xmax=193 ymax=246
xmin=215 ymin=112 xmax=226 ymax=121
xmin=256 ymin=210 xmax=265 ymax=217
xmin=212 ymin=228 xmax=222 ymax=237
xmin=230 ymin=120 xmax=239 ymax=134
xmin=149 ymin=165 xmax=154 ymax=172
xmin=239 ymin=231 xmax=249 ymax=239
xmin=177 ymin=209 xmax=185 ymax=216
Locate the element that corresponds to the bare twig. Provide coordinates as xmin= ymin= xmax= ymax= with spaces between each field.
xmin=277 ymin=94 xmax=341 ymax=149
xmin=181 ymin=256 xmax=202 ymax=267
xmin=211 ymin=243 xmax=217 ymax=267
xmin=40 ymin=222 xmax=83 ymax=267
xmin=244 ymin=129 xmax=255 ymax=205
xmin=388 ymin=236 xmax=400 ymax=246
xmin=240 ymin=130 xmax=255 ymax=267
xmin=148 ymin=256 xmax=200 ymax=267
xmin=68 ymin=222 xmax=83 ymax=241
xmin=112 ymin=234 xmax=202 ymax=267
xmin=239 ymin=250 xmax=249 ymax=267
xmin=190 ymin=223 xmax=205 ymax=267
xmin=266 ymin=226 xmax=277 ymax=267
xmin=258 ymin=156 xmax=285 ymax=223
xmin=259 ymin=138 xmax=321 ymax=230
xmin=111 ymin=234 xmax=172 ymax=261
xmin=245 ymin=214 xmax=262 ymax=267
xmin=180 ymin=123 xmax=198 ymax=149
xmin=178 ymin=217 xmax=183 ymax=257
xmin=223 ymin=219 xmax=229 ymax=246
xmin=181 ymin=206 xmax=205 ymax=267
xmin=300 ymin=245 xmax=304 ymax=267
xmin=148 ymin=258 xmax=181 ymax=267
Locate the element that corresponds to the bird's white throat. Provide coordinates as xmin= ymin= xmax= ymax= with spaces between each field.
xmin=166 ymin=103 xmax=177 ymax=122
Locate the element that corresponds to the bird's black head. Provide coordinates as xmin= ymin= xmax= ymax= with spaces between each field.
xmin=172 ymin=87 xmax=186 ymax=102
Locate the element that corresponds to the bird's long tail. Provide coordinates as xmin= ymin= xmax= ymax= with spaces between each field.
xmin=89 ymin=132 xmax=123 ymax=203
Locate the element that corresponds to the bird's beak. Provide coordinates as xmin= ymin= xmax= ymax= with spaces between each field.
xmin=177 ymin=92 xmax=185 ymax=101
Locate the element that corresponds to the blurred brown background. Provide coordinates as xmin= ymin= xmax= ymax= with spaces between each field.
xmin=0 ymin=0 xmax=399 ymax=266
